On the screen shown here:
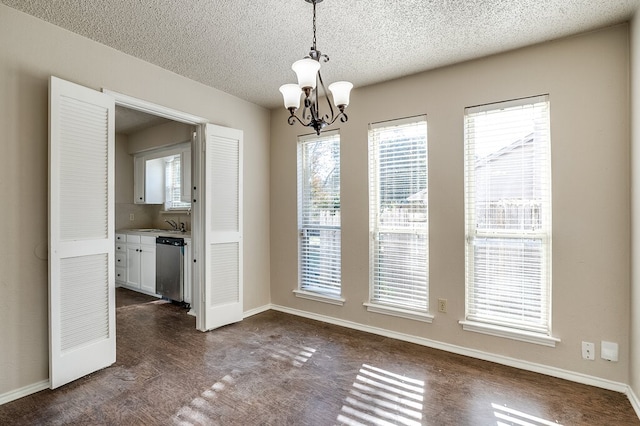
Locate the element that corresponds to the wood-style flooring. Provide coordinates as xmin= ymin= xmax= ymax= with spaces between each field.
xmin=1 ymin=287 xmax=638 ymax=425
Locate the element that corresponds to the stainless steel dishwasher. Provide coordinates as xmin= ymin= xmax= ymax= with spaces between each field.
xmin=156 ymin=236 xmax=185 ymax=302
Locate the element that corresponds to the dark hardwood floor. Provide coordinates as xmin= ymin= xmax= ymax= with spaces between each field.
xmin=1 ymin=288 xmax=638 ymax=425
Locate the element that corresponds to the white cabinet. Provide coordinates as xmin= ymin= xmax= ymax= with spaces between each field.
xmin=123 ymin=234 xmax=157 ymax=295
xmin=115 ymin=233 xmax=126 ymax=285
xmin=125 ymin=235 xmax=142 ymax=289
xmin=133 ymin=142 xmax=191 ymax=205
xmin=140 ymin=242 xmax=156 ymax=294
xmin=115 ymin=231 xmax=192 ymax=302
xmin=134 ymin=156 xmax=163 ymax=204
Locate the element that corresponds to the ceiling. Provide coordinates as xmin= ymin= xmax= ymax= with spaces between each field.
xmin=115 ymin=106 xmax=171 ymax=134
xmin=3 ymin=1 xmax=639 ymax=109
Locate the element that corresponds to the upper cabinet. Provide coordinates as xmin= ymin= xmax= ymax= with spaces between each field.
xmin=134 ymin=142 xmax=191 ymax=209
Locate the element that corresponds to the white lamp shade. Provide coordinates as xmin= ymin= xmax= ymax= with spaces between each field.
xmin=279 ymin=84 xmax=302 ymax=109
xmin=292 ymin=58 xmax=320 ymax=89
xmin=328 ymin=81 xmax=353 ymax=107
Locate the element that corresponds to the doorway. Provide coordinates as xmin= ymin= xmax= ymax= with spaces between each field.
xmin=49 ymin=77 xmax=244 ymax=388
xmin=114 ymin=105 xmax=196 ymax=315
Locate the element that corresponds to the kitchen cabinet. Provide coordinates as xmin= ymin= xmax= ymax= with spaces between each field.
xmin=123 ymin=234 xmax=157 ymax=295
xmin=134 ymin=156 xmax=163 ymax=204
xmin=133 ymin=142 xmax=191 ymax=205
xmin=115 ymin=233 xmax=126 ymax=285
xmin=115 ymin=230 xmax=192 ymax=303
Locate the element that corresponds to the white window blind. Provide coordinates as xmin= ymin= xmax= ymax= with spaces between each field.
xmin=298 ymin=131 xmax=341 ymax=298
xmin=464 ymin=95 xmax=551 ymax=335
xmin=369 ymin=117 xmax=428 ymax=312
xmin=165 ymin=154 xmax=190 ymax=210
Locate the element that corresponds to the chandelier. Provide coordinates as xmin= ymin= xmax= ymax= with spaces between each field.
xmin=279 ymin=0 xmax=353 ymax=135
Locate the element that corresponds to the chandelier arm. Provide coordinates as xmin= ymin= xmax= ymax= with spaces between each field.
xmin=326 ymin=110 xmax=348 ymax=126
xmin=287 ymin=112 xmax=308 ymax=127
xmin=316 ymin=70 xmax=335 ymax=123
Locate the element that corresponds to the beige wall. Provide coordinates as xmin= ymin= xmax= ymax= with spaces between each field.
xmin=631 ymin=12 xmax=640 ymax=398
xmin=271 ymin=25 xmax=631 ymax=383
xmin=126 ymin=121 xmax=194 ymax=155
xmin=0 ymin=4 xmax=271 ymax=396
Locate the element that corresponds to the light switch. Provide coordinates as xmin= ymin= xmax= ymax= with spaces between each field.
xmin=601 ymin=341 xmax=619 ymax=362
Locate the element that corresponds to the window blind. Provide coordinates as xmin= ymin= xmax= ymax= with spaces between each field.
xmin=464 ymin=95 xmax=551 ymax=335
xmin=165 ymin=155 xmax=190 ymax=210
xmin=298 ymin=131 xmax=341 ymax=298
xmin=369 ymin=117 xmax=428 ymax=311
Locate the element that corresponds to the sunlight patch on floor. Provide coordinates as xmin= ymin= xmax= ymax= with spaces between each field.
xmin=172 ymin=370 xmax=240 ymax=425
xmin=269 ymin=344 xmax=317 ymax=367
xmin=337 ymin=364 xmax=425 ymax=426
xmin=492 ymin=403 xmax=562 ymax=426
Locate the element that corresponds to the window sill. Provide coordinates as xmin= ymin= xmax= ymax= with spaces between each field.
xmin=459 ymin=320 xmax=560 ymax=347
xmin=293 ymin=290 xmax=345 ymax=306
xmin=364 ymin=303 xmax=434 ymax=323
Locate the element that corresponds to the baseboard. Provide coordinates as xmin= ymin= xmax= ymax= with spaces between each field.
xmin=627 ymin=386 xmax=640 ymax=419
xmin=0 ymin=380 xmax=49 ymax=405
xmin=270 ymin=304 xmax=628 ymax=394
xmin=243 ymin=303 xmax=271 ymax=319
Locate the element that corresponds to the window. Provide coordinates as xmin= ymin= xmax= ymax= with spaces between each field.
xmin=164 ymin=154 xmax=190 ymax=210
xmin=296 ymin=131 xmax=342 ymax=303
xmin=462 ymin=95 xmax=556 ymax=346
xmin=366 ymin=117 xmax=430 ymax=321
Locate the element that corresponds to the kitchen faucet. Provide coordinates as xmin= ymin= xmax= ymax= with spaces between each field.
xmin=165 ymin=219 xmax=178 ymax=230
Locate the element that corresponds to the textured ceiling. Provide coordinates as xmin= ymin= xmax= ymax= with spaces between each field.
xmin=2 ymin=0 xmax=639 ymax=109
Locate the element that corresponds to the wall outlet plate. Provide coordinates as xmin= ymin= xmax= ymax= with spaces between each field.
xmin=601 ymin=341 xmax=619 ymax=362
xmin=582 ymin=341 xmax=595 ymax=360
xmin=438 ymin=298 xmax=447 ymax=313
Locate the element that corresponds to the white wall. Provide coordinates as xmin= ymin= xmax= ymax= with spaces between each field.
xmin=271 ymin=24 xmax=631 ymax=384
xmin=0 ymin=4 xmax=271 ymax=397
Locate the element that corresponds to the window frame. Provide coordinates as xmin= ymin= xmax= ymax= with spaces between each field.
xmin=294 ymin=130 xmax=344 ymax=305
xmin=365 ymin=116 xmax=432 ymax=322
xmin=460 ymin=95 xmax=559 ymax=346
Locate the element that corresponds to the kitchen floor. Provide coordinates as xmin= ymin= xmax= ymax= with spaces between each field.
xmin=1 ymin=295 xmax=638 ymax=425
xmin=115 ymin=286 xmax=159 ymax=308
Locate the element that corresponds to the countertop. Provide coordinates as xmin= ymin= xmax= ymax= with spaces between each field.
xmin=117 ymin=228 xmax=192 ymax=238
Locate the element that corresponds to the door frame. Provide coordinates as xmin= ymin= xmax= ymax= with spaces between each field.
xmin=103 ymin=89 xmax=208 ymax=328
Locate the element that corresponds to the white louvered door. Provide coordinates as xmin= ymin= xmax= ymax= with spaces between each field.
xmin=203 ymin=123 xmax=243 ymax=331
xmin=49 ymin=76 xmax=115 ymax=388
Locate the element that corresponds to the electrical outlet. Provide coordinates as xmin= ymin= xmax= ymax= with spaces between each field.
xmin=582 ymin=341 xmax=595 ymax=360
xmin=438 ymin=298 xmax=447 ymax=313
xmin=601 ymin=341 xmax=619 ymax=362
xmin=129 ymin=213 xmax=135 ymax=221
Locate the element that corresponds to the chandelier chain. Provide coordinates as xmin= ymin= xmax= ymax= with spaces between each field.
xmin=312 ymin=0 xmax=317 ymax=51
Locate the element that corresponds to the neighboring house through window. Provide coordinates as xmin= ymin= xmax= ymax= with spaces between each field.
xmin=461 ymin=95 xmax=558 ymax=346
xmin=365 ymin=116 xmax=431 ymax=322
xmin=295 ymin=131 xmax=343 ymax=304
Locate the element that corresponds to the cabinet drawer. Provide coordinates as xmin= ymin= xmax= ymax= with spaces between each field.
xmin=127 ymin=234 xmax=141 ymax=244
xmin=141 ymin=236 xmax=156 ymax=245
xmin=115 ymin=242 xmax=126 ymax=252
xmin=115 ymin=253 xmax=126 ymax=268
xmin=115 ymin=233 xmax=126 ymax=243
xmin=115 ymin=267 xmax=126 ymax=283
